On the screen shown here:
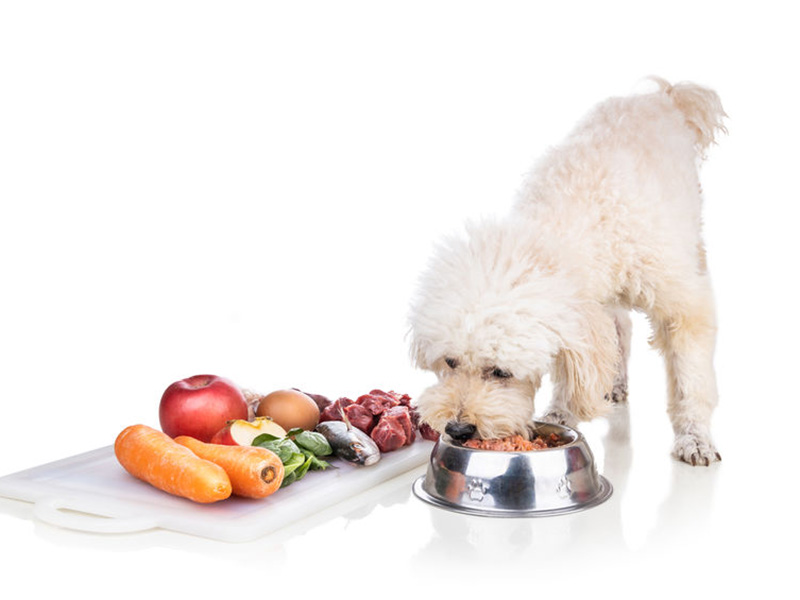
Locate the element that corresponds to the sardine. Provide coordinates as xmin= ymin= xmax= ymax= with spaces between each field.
xmin=315 ymin=419 xmax=381 ymax=466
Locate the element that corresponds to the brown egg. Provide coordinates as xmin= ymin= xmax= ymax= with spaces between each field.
xmin=255 ymin=389 xmax=320 ymax=431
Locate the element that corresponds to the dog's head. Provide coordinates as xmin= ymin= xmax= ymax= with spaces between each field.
xmin=408 ymin=219 xmax=618 ymax=441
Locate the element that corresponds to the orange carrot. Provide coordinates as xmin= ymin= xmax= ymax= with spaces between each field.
xmin=174 ymin=436 xmax=285 ymax=499
xmin=115 ymin=424 xmax=232 ymax=503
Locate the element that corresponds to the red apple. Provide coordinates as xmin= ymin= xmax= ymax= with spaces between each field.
xmin=158 ymin=374 xmax=248 ymax=442
xmin=210 ymin=417 xmax=287 ymax=446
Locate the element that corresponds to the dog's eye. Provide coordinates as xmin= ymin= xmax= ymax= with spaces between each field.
xmin=444 ymin=357 xmax=459 ymax=370
xmin=490 ymin=367 xmax=513 ymax=379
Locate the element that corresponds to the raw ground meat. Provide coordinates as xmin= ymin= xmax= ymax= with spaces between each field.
xmin=462 ymin=433 xmax=565 ymax=451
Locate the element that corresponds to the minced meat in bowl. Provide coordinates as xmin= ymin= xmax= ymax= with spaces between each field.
xmin=461 ymin=431 xmax=568 ymax=452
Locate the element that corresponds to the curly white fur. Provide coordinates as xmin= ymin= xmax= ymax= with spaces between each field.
xmin=408 ymin=77 xmax=726 ymax=466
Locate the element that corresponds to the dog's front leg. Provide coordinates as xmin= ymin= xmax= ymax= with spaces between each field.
xmin=543 ymin=307 xmax=632 ymax=431
xmin=542 ymin=301 xmax=620 ymax=430
xmin=608 ymin=307 xmax=632 ymax=403
xmin=651 ymin=297 xmax=721 ymax=466
xmin=540 ymin=403 xmax=579 ymax=429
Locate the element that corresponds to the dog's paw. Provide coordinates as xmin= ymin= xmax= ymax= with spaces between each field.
xmin=541 ymin=409 xmax=578 ymax=429
xmin=672 ymin=433 xmax=722 ymax=466
xmin=605 ymin=381 xmax=628 ymax=404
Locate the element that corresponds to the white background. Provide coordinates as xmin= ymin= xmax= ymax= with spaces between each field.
xmin=1 ymin=1 xmax=797 ymax=597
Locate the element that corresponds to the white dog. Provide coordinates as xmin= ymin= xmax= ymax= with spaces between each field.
xmin=408 ymin=78 xmax=726 ymax=466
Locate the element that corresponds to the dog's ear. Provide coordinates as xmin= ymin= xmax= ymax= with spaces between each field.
xmin=409 ymin=339 xmax=429 ymax=370
xmin=407 ymin=328 xmax=435 ymax=371
xmin=551 ymin=301 xmax=620 ymax=421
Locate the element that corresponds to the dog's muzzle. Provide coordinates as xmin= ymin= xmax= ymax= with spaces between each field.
xmin=445 ymin=421 xmax=477 ymax=441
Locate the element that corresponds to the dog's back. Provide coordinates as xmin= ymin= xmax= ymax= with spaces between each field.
xmin=513 ymin=79 xmax=727 ymax=308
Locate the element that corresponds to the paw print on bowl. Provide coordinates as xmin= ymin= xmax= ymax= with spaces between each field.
xmin=467 ymin=478 xmax=489 ymax=502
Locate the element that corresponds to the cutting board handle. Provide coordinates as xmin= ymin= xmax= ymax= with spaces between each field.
xmin=33 ymin=498 xmax=158 ymax=534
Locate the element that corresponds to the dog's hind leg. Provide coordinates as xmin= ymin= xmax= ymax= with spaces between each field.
xmin=649 ymin=282 xmax=721 ymax=466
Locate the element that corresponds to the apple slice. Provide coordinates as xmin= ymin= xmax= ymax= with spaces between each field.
xmin=210 ymin=417 xmax=287 ymax=446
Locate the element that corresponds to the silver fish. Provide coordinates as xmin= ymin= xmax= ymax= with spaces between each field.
xmin=315 ymin=419 xmax=381 ymax=466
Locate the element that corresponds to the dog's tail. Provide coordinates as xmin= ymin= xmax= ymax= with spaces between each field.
xmin=649 ymin=76 xmax=728 ymax=156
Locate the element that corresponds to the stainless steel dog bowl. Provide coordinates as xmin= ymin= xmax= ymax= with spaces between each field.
xmin=412 ymin=422 xmax=612 ymax=517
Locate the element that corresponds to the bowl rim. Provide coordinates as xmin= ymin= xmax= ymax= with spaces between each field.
xmin=437 ymin=421 xmax=582 ymax=454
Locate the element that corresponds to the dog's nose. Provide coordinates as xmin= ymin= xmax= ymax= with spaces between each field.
xmin=445 ymin=421 xmax=477 ymax=441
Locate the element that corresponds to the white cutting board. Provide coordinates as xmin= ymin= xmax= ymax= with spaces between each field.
xmin=0 ymin=438 xmax=435 ymax=542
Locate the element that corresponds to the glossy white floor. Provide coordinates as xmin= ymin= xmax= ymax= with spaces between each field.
xmin=1 ymin=328 xmax=789 ymax=597
xmin=1 ymin=2 xmax=796 ymax=597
